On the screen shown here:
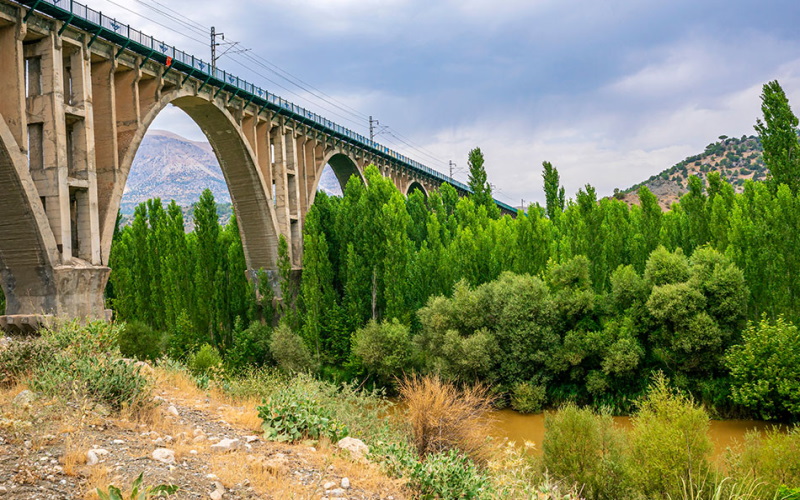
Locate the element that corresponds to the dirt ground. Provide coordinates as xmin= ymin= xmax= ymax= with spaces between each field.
xmin=0 ymin=362 xmax=409 ymax=500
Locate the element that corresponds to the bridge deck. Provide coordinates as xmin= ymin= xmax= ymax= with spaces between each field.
xmin=12 ymin=0 xmax=517 ymax=215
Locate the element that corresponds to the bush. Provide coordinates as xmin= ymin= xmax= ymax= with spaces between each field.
xmin=270 ymin=324 xmax=314 ymax=373
xmin=399 ymin=374 xmax=495 ymax=465
xmin=0 ymin=338 xmax=50 ymax=386
xmin=118 ymin=322 xmax=162 ymax=361
xmin=725 ymin=316 xmax=800 ymax=420
xmin=188 ymin=344 xmax=223 ymax=375
xmin=726 ymin=425 xmax=800 ymax=494
xmin=225 ymin=322 xmax=273 ymax=372
xmin=510 ymin=381 xmax=546 ymax=413
xmin=628 ymin=373 xmax=712 ymax=500
xmin=350 ymin=319 xmax=411 ymax=385
xmin=256 ymin=384 xmax=348 ymax=443
xmin=409 ymin=449 xmax=491 ymax=500
xmin=542 ymin=403 xmax=631 ymax=500
xmin=31 ymin=353 xmax=151 ymax=411
xmin=42 ymin=320 xmax=122 ymax=356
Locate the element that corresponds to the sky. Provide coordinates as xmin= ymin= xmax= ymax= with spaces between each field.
xmin=91 ymin=0 xmax=800 ymax=206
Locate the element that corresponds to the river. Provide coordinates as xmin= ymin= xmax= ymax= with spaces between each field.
xmin=490 ymin=409 xmax=777 ymax=461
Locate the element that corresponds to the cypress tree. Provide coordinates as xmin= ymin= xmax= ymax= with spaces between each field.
xmin=756 ymin=80 xmax=800 ymax=194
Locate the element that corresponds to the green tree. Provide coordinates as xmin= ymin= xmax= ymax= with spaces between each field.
xmin=193 ymin=189 xmax=221 ymax=344
xmin=466 ymin=147 xmax=500 ymax=219
xmin=300 ymin=205 xmax=336 ymax=361
xmin=725 ymin=316 xmax=800 ymax=420
xmin=542 ymin=161 xmax=566 ymax=221
xmin=755 ymin=80 xmax=800 ymax=194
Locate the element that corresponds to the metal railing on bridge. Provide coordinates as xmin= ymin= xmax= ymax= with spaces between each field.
xmin=14 ymin=0 xmax=518 ymax=214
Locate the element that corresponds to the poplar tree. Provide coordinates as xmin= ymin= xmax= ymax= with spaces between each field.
xmin=756 ymin=80 xmax=800 ymax=194
xmin=542 ymin=161 xmax=565 ymax=220
xmin=301 ymin=206 xmax=335 ymax=359
xmin=467 ymin=147 xmax=500 ymax=219
xmin=193 ymin=189 xmax=220 ymax=344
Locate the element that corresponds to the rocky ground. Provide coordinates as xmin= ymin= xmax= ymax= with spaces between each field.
xmin=0 ymin=355 xmax=408 ymax=499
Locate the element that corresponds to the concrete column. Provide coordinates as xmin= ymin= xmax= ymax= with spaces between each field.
xmin=92 ymin=59 xmax=119 ymax=260
xmin=0 ymin=20 xmax=26 ymax=150
xmin=270 ymin=125 xmax=291 ymax=246
xmin=255 ymin=120 xmax=272 ymax=193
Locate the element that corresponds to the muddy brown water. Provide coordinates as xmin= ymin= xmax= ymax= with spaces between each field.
xmin=490 ymin=409 xmax=778 ymax=461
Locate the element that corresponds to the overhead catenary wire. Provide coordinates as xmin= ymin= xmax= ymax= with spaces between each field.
xmin=94 ymin=0 xmax=462 ymax=180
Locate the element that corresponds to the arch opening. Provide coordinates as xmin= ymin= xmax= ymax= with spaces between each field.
xmin=309 ymin=151 xmax=364 ymax=206
xmin=406 ymin=181 xmax=428 ymax=198
xmin=99 ymin=92 xmax=279 ymax=273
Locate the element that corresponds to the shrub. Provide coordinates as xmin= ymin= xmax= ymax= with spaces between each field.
xmin=628 ymin=373 xmax=712 ymax=500
xmin=350 ymin=319 xmax=411 ymax=385
xmin=409 ymin=449 xmax=491 ymax=500
xmin=269 ymin=324 xmax=314 ymax=373
xmin=31 ymin=353 xmax=151 ymax=411
xmin=225 ymin=322 xmax=273 ymax=372
xmin=0 ymin=338 xmax=50 ymax=386
xmin=399 ymin=374 xmax=495 ymax=465
xmin=725 ymin=316 xmax=800 ymax=420
xmin=510 ymin=381 xmax=546 ymax=413
xmin=42 ymin=320 xmax=122 ymax=356
xmin=118 ymin=322 xmax=162 ymax=361
xmin=542 ymin=403 xmax=631 ymax=500
xmin=726 ymin=425 xmax=800 ymax=494
xmin=188 ymin=344 xmax=223 ymax=375
xmin=256 ymin=384 xmax=348 ymax=443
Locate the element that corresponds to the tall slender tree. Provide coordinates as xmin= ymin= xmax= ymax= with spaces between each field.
xmin=542 ymin=161 xmax=565 ymax=220
xmin=467 ymin=147 xmax=500 ymax=218
xmin=756 ymin=80 xmax=800 ymax=194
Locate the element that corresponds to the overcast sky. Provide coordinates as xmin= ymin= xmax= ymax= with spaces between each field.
xmin=92 ymin=0 xmax=800 ymax=206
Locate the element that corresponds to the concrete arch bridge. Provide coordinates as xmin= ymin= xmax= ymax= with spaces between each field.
xmin=0 ymin=0 xmax=515 ymax=329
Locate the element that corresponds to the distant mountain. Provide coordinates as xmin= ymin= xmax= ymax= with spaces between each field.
xmin=615 ymin=135 xmax=767 ymax=210
xmin=121 ymin=129 xmax=343 ymax=216
xmin=121 ymin=130 xmax=230 ymax=214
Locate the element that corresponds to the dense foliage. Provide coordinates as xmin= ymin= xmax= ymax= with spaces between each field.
xmin=102 ymin=80 xmax=800 ymax=421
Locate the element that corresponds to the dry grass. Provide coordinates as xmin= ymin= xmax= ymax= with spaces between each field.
xmin=399 ymin=374 xmax=497 ymax=465
xmin=81 ymin=466 xmax=112 ymax=500
xmin=209 ymin=449 xmax=315 ymax=498
xmin=61 ymin=433 xmax=90 ymax=476
xmin=218 ymin=398 xmax=262 ymax=433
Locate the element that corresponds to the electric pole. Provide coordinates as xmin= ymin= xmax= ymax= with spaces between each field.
xmin=211 ymin=26 xmax=224 ymax=72
xmin=369 ymin=116 xmax=380 ymax=141
xmin=449 ymin=160 xmax=456 ymax=178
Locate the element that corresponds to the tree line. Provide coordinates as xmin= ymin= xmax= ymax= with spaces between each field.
xmin=103 ymin=80 xmax=800 ymax=420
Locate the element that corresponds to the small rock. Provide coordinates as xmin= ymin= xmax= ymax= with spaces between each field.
xmin=0 ymin=486 xmax=7 ymax=493
xmin=323 ymin=481 xmax=336 ymax=490
xmin=93 ymin=448 xmax=109 ymax=456
xmin=193 ymin=428 xmax=204 ymax=437
xmin=327 ymin=488 xmax=347 ymax=498
xmin=152 ymin=448 xmax=175 ymax=464
xmin=206 ymin=474 xmax=219 ymax=480
xmin=209 ymin=492 xmax=223 ymax=500
xmin=190 ymin=450 xmax=198 ymax=455
xmin=112 ymin=439 xmax=124 ymax=445
xmin=13 ymin=390 xmax=35 ymax=406
xmin=86 ymin=450 xmax=100 ymax=466
xmin=193 ymin=435 xmax=206 ymax=442
xmin=336 ymin=437 xmax=369 ymax=461
xmin=154 ymin=437 xmax=165 ymax=446
xmin=244 ymin=435 xmax=258 ymax=443
xmin=210 ymin=438 xmax=240 ymax=453
xmin=167 ymin=405 xmax=179 ymax=417
xmin=341 ymin=477 xmax=350 ymax=489
xmin=164 ymin=435 xmax=173 ymax=443
xmin=245 ymin=444 xmax=252 ymax=451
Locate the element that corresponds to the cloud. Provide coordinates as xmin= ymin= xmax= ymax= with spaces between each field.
xmin=91 ymin=0 xmax=800 ymax=208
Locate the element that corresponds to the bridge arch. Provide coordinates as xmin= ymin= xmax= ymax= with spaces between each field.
xmin=99 ymin=89 xmax=279 ymax=273
xmin=308 ymin=150 xmax=364 ymax=206
xmin=406 ymin=180 xmax=428 ymax=198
